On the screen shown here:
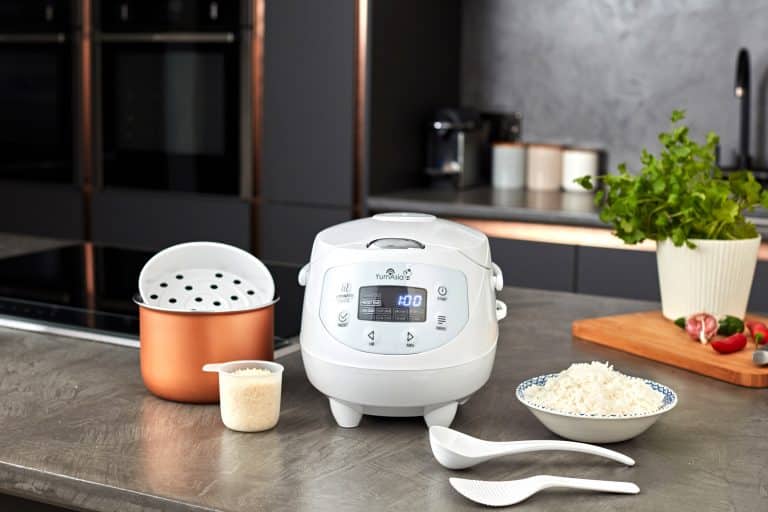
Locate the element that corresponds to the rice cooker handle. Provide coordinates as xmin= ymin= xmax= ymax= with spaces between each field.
xmin=298 ymin=263 xmax=309 ymax=287
xmin=491 ymin=262 xmax=506 ymax=321
xmin=491 ymin=262 xmax=504 ymax=291
xmin=496 ymin=300 xmax=507 ymax=321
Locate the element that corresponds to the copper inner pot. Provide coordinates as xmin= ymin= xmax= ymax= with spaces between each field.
xmin=137 ymin=297 xmax=276 ymax=403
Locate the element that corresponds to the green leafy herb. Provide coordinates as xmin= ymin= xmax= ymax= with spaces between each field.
xmin=576 ymin=110 xmax=768 ymax=247
xmin=717 ymin=315 xmax=744 ymax=336
xmin=674 ymin=317 xmax=686 ymax=329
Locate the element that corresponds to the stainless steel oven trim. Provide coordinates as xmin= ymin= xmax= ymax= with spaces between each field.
xmin=92 ymin=23 xmax=103 ymax=190
xmin=354 ymin=0 xmax=369 ymax=218
xmin=80 ymin=0 xmax=93 ymax=240
xmin=239 ymin=27 xmax=253 ymax=200
xmin=74 ymin=25 xmax=85 ymax=215
xmin=0 ymin=33 xmax=67 ymax=43
xmin=249 ymin=0 xmax=264 ymax=255
xmin=97 ymin=32 xmax=236 ymax=43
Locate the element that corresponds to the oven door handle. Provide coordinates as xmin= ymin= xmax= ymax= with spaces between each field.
xmin=0 ymin=33 xmax=67 ymax=44
xmin=97 ymin=32 xmax=236 ymax=44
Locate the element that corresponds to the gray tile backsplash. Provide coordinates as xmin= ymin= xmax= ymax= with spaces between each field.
xmin=461 ymin=0 xmax=768 ymax=171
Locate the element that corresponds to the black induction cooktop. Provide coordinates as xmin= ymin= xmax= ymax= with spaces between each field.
xmin=0 ymin=243 xmax=292 ymax=348
xmin=0 ymin=244 xmax=148 ymax=343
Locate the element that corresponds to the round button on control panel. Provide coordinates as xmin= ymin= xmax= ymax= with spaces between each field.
xmin=337 ymin=310 xmax=350 ymax=326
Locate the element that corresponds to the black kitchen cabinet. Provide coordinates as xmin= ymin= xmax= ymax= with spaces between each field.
xmin=259 ymin=203 xmax=349 ymax=266
xmin=92 ymin=189 xmax=251 ymax=251
xmin=489 ymin=238 xmax=576 ymax=292
xmin=266 ymin=262 xmax=304 ymax=340
xmin=0 ymin=493 xmax=73 ymax=511
xmin=366 ymin=0 xmax=461 ymax=195
xmin=258 ymin=0 xmax=358 ymax=282
xmin=0 ymin=182 xmax=84 ymax=239
xmin=260 ymin=203 xmax=349 ymax=339
xmin=258 ymin=0 xmax=358 ymax=338
xmin=575 ymin=246 xmax=660 ymax=301
xmin=487 ymin=237 xmax=660 ymax=301
xmin=749 ymin=261 xmax=768 ymax=313
xmin=261 ymin=0 xmax=356 ymax=208
xmin=485 ymin=236 xmax=768 ymax=311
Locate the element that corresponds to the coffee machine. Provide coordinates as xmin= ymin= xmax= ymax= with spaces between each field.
xmin=425 ymin=108 xmax=489 ymax=189
xmin=425 ymin=109 xmax=523 ymax=189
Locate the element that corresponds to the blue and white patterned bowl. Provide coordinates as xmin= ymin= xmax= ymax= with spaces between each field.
xmin=515 ymin=374 xmax=678 ymax=443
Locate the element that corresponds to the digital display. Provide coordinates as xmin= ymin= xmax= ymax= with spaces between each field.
xmin=358 ymin=286 xmax=427 ymax=322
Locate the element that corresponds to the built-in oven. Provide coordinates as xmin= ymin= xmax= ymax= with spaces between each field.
xmin=0 ymin=0 xmax=86 ymax=240
xmin=94 ymin=0 xmax=251 ymax=196
xmin=0 ymin=0 xmax=79 ymax=184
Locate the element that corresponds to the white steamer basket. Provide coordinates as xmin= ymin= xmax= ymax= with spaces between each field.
xmin=138 ymin=242 xmax=275 ymax=312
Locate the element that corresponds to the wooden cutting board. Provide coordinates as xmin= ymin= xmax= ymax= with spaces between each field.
xmin=572 ymin=311 xmax=768 ymax=388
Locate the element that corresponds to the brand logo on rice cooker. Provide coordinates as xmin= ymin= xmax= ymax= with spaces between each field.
xmin=376 ymin=267 xmax=412 ymax=281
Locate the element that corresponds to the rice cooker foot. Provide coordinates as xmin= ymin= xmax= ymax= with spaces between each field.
xmin=329 ymin=398 xmax=363 ymax=428
xmin=423 ymin=401 xmax=458 ymax=428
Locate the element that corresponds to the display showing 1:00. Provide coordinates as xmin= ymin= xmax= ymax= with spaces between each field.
xmin=396 ymin=294 xmax=422 ymax=307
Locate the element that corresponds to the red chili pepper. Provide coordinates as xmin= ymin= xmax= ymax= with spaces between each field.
xmin=752 ymin=325 xmax=768 ymax=346
xmin=685 ymin=313 xmax=718 ymax=344
xmin=711 ymin=333 xmax=747 ymax=354
xmin=746 ymin=320 xmax=766 ymax=336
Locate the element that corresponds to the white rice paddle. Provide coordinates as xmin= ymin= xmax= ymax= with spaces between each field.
xmin=450 ymin=475 xmax=640 ymax=507
xmin=429 ymin=426 xmax=635 ymax=469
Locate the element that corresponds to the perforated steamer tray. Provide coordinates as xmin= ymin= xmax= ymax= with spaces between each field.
xmin=138 ymin=242 xmax=275 ymax=312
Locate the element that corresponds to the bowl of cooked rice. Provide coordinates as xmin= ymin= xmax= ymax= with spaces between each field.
xmin=516 ymin=361 xmax=677 ymax=443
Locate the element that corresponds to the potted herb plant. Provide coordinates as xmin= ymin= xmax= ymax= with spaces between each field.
xmin=577 ymin=110 xmax=768 ymax=319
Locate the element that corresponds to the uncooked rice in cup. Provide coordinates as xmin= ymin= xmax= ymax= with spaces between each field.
xmin=233 ymin=368 xmax=272 ymax=377
xmin=220 ymin=367 xmax=281 ymax=431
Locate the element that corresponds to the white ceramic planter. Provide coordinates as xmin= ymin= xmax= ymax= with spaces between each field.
xmin=656 ymin=237 xmax=761 ymax=319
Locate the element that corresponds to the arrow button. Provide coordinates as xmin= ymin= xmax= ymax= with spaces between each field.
xmin=367 ymin=330 xmax=375 ymax=341
xmin=403 ymin=331 xmax=415 ymax=347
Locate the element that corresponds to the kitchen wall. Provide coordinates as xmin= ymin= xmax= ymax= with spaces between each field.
xmin=461 ymin=0 xmax=768 ymax=171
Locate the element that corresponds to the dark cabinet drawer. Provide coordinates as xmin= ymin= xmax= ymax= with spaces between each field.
xmin=92 ymin=189 xmax=251 ymax=251
xmin=489 ymin=238 xmax=576 ymax=292
xmin=259 ymin=203 xmax=350 ymax=265
xmin=576 ymin=247 xmax=660 ymax=301
xmin=0 ymin=181 xmax=84 ymax=239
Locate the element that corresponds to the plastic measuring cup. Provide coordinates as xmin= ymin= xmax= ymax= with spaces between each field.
xmin=203 ymin=360 xmax=284 ymax=432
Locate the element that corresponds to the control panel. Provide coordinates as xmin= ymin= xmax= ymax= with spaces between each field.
xmin=319 ymin=262 xmax=469 ymax=355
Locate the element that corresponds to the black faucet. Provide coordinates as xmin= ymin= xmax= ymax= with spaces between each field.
xmin=735 ymin=48 xmax=751 ymax=169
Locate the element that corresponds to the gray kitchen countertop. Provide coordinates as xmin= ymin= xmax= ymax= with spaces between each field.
xmin=368 ymin=187 xmax=768 ymax=237
xmin=1 ymin=287 xmax=767 ymax=511
xmin=368 ymin=187 xmax=605 ymax=227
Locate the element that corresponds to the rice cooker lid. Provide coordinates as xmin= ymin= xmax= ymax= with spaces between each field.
xmin=312 ymin=212 xmax=491 ymax=267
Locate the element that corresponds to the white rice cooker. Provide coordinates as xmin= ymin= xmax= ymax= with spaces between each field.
xmin=297 ymin=213 xmax=506 ymax=428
